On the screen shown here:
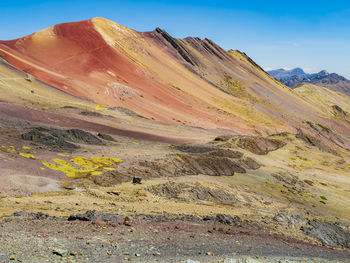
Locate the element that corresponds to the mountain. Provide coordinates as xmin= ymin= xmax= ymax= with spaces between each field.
xmin=268 ymin=68 xmax=350 ymax=97
xmin=0 ymin=17 xmax=320 ymax=135
xmin=1 ymin=17 xmax=350 ymax=152
xmin=268 ymin=67 xmax=308 ymax=80
xmin=1 ymin=18 xmax=350 ymax=257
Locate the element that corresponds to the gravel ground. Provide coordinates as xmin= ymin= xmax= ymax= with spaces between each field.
xmin=0 ymin=218 xmax=349 ymax=263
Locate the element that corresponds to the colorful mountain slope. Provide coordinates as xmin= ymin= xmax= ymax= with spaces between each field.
xmin=0 ymin=17 xmax=350 ymax=149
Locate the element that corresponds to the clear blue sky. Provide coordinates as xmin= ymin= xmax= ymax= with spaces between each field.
xmin=1 ymin=0 xmax=350 ymax=78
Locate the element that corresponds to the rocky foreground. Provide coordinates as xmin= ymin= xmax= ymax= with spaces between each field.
xmin=0 ymin=211 xmax=349 ymax=263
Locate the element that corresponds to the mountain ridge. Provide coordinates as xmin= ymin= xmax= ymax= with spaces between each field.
xmin=268 ymin=67 xmax=350 ymax=97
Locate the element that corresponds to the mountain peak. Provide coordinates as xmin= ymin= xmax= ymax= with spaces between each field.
xmin=268 ymin=67 xmax=350 ymax=96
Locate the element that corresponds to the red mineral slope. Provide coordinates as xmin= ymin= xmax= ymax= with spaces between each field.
xmin=1 ymin=17 xmax=350 ymax=148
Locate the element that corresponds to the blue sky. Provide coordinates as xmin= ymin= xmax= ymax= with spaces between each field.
xmin=1 ymin=0 xmax=350 ymax=77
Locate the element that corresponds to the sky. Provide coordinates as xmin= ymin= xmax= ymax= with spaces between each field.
xmin=1 ymin=0 xmax=350 ymax=78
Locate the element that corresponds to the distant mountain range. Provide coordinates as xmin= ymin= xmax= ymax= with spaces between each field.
xmin=268 ymin=68 xmax=350 ymax=97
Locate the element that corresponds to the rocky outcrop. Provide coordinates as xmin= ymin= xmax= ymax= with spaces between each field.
xmin=21 ymin=127 xmax=104 ymax=151
xmin=146 ymin=182 xmax=238 ymax=205
xmin=230 ymin=136 xmax=286 ymax=155
xmin=302 ymin=219 xmax=350 ymax=249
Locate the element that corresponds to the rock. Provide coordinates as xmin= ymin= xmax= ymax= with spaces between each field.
xmin=132 ymin=177 xmax=142 ymax=184
xmin=206 ymin=252 xmax=214 ymax=256
xmin=63 ymin=129 xmax=104 ymax=145
xmin=123 ymin=216 xmax=132 ymax=226
xmin=139 ymin=151 xmax=247 ymax=178
xmin=12 ymin=211 xmax=65 ymax=221
xmin=92 ymin=170 xmax=131 ymax=186
xmin=202 ymin=215 xmax=215 ymax=221
xmin=9 ymin=255 xmax=16 ymax=260
xmin=68 ymin=210 xmax=123 ymax=223
xmin=97 ymin=133 xmax=115 ymax=141
xmin=206 ymin=149 xmax=243 ymax=159
xmin=80 ymin=110 xmax=103 ymax=117
xmin=304 ymin=179 xmax=314 ymax=186
xmin=21 ymin=127 xmax=104 ymax=151
xmin=332 ymin=105 xmax=347 ymax=118
xmin=174 ymin=145 xmax=217 ymax=153
xmin=21 ymin=128 xmax=79 ymax=151
xmin=296 ymin=129 xmax=338 ymax=155
xmin=238 ymin=157 xmax=261 ymax=170
xmin=234 ymin=136 xmax=286 ymax=155
xmin=215 ymin=214 xmax=240 ymax=226
xmin=146 ymin=182 xmax=238 ymax=205
xmin=273 ymin=212 xmax=306 ymax=227
xmin=302 ymin=219 xmax=350 ymax=248
xmin=214 ymin=135 xmax=234 ymax=142
xmin=52 ymin=248 xmax=70 ymax=257
xmin=179 ymin=155 xmax=246 ymax=175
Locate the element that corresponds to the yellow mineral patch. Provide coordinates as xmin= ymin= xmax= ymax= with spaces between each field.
xmin=41 ymin=156 xmax=123 ymax=178
xmin=95 ymin=105 xmax=104 ymax=111
xmin=22 ymin=146 xmax=31 ymax=150
xmin=0 ymin=146 xmax=16 ymax=153
xmin=19 ymin=153 xmax=36 ymax=159
xmin=199 ymin=182 xmax=212 ymax=188
xmin=57 ymin=153 xmax=69 ymax=157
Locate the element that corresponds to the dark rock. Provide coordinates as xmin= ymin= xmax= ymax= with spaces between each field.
xmin=132 ymin=177 xmax=142 ymax=184
xmin=179 ymin=155 xmax=246 ymax=175
xmin=68 ymin=210 xmax=123 ymax=223
xmin=235 ymin=136 xmax=286 ymax=155
xmin=21 ymin=128 xmax=79 ymax=151
xmin=21 ymin=127 xmax=104 ymax=151
xmin=296 ymin=129 xmax=338 ymax=155
xmin=214 ymin=135 xmax=234 ymax=142
xmin=174 ymin=145 xmax=217 ymax=153
xmin=62 ymin=129 xmax=104 ymax=145
xmin=123 ymin=216 xmax=132 ymax=226
xmin=12 ymin=211 xmax=65 ymax=221
xmin=332 ymin=105 xmax=347 ymax=118
xmin=91 ymin=170 xmax=131 ymax=186
xmin=80 ymin=110 xmax=103 ymax=117
xmin=155 ymin=28 xmax=197 ymax=66
xmin=134 ymin=215 xmax=169 ymax=222
xmin=97 ymin=133 xmax=115 ymax=141
xmin=239 ymin=157 xmax=261 ymax=170
xmin=304 ymin=179 xmax=314 ymax=186
xmin=106 ymin=191 xmax=120 ymax=196
xmin=215 ymin=214 xmax=240 ymax=226
xmin=202 ymin=215 xmax=215 ymax=221
xmin=52 ymin=248 xmax=69 ymax=257
xmin=302 ymin=219 xmax=350 ymax=248
xmin=146 ymin=182 xmax=238 ymax=205
xmin=206 ymin=149 xmax=243 ymax=159
xmin=139 ymin=153 xmax=247 ymax=178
